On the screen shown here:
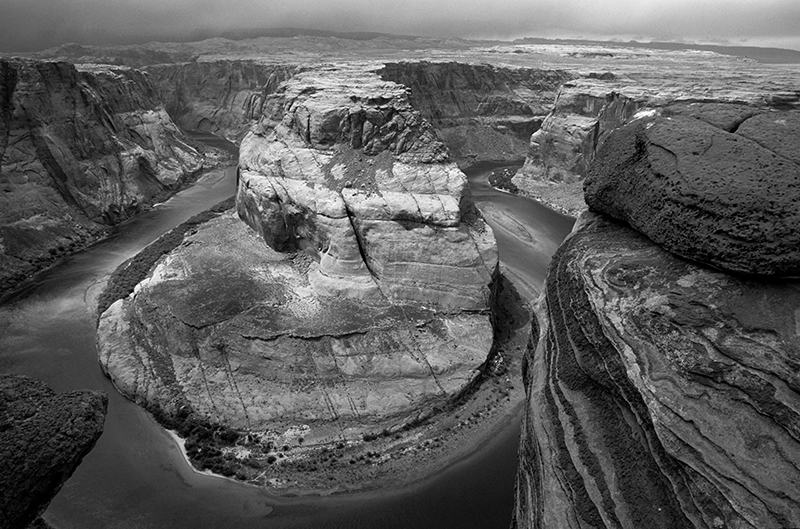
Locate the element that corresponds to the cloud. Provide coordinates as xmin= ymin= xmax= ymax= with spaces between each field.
xmin=1 ymin=0 xmax=799 ymax=52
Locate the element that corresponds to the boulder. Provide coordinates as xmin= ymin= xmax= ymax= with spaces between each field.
xmin=584 ymin=111 xmax=800 ymax=276
xmin=0 ymin=375 xmax=107 ymax=529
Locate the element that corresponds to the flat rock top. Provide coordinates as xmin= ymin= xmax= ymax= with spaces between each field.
xmin=140 ymin=211 xmax=438 ymax=337
xmin=0 ymin=375 xmax=107 ymax=529
xmin=100 ymin=211 xmax=492 ymax=435
xmin=584 ymin=109 xmax=800 ymax=275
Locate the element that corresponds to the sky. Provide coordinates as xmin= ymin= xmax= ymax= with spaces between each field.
xmin=2 ymin=0 xmax=800 ymax=52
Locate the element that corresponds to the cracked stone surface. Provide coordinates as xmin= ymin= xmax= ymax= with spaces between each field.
xmin=98 ymin=211 xmax=492 ymax=437
xmin=513 ymin=212 xmax=800 ymax=529
xmin=97 ymin=64 xmax=498 ymax=444
xmin=236 ymin=65 xmax=497 ymax=309
xmin=584 ymin=110 xmax=800 ymax=275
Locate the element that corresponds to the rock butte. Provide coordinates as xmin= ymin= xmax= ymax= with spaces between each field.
xmin=97 ymin=65 xmax=499 ymax=466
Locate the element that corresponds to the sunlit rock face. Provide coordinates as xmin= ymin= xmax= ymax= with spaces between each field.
xmin=237 ymin=65 xmax=497 ymax=309
xmin=378 ymin=61 xmax=573 ymax=164
xmin=513 ymin=107 xmax=800 ymax=527
xmin=97 ymin=65 xmax=498 ymax=446
xmin=146 ymin=60 xmax=303 ymax=141
xmin=0 ymin=59 xmax=204 ymax=293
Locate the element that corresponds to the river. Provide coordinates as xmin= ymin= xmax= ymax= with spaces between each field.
xmin=0 ymin=140 xmax=574 ymax=528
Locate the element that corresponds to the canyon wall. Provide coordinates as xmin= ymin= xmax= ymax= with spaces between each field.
xmin=514 ymin=108 xmax=800 ymax=528
xmin=379 ymin=61 xmax=573 ymax=164
xmin=145 ymin=60 xmax=303 ymax=141
xmin=512 ymin=76 xmax=800 ymax=214
xmin=0 ymin=59 xmax=205 ymax=294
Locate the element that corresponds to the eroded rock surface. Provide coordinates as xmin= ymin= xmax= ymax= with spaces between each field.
xmin=146 ymin=60 xmax=302 ymax=141
xmin=511 ymin=69 xmax=800 ymax=215
xmin=97 ymin=65 xmax=498 ymax=480
xmin=514 ymin=212 xmax=800 ymax=529
xmin=99 ymin=211 xmax=492 ymax=435
xmin=0 ymin=375 xmax=107 ymax=529
xmin=0 ymin=59 xmax=204 ymax=294
xmin=518 ymin=80 xmax=641 ymax=185
xmin=379 ymin=61 xmax=572 ymax=164
xmin=585 ymin=110 xmax=800 ymax=275
xmin=237 ymin=65 xmax=496 ymax=308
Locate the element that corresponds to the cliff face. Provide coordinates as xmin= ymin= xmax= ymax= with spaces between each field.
xmin=518 ymin=80 xmax=640 ymax=184
xmin=512 ymin=76 xmax=800 ymax=215
xmin=145 ymin=60 xmax=303 ymax=141
xmin=378 ymin=61 xmax=573 ymax=164
xmin=514 ymin=107 xmax=800 ymax=528
xmin=96 ymin=64 xmax=499 ymax=486
xmin=0 ymin=59 xmax=204 ymax=293
xmin=0 ymin=375 xmax=107 ymax=529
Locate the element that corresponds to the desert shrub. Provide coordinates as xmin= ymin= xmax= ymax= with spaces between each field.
xmin=97 ymin=196 xmax=235 ymax=317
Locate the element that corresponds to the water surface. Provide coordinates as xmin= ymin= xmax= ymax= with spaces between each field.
xmin=0 ymin=151 xmax=573 ymax=528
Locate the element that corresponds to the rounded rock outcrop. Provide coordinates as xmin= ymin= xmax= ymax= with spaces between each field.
xmin=584 ymin=110 xmax=800 ymax=276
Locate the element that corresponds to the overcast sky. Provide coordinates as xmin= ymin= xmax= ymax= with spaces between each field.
xmin=2 ymin=0 xmax=800 ymax=52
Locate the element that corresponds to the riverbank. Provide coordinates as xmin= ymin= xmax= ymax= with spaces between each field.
xmin=0 ymin=139 xmax=235 ymax=305
xmin=511 ymin=180 xmax=586 ymax=217
xmin=483 ymin=163 xmax=584 ymax=217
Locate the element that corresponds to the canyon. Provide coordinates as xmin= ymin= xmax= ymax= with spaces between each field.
xmin=0 ymin=59 xmax=215 ymax=295
xmin=1 ymin=32 xmax=799 ymax=527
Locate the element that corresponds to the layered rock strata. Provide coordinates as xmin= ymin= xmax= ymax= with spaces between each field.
xmin=97 ymin=65 xmax=498 ymax=478
xmin=514 ymin=108 xmax=800 ymax=527
xmin=379 ymin=61 xmax=573 ymax=164
xmin=518 ymin=79 xmax=640 ymax=185
xmin=145 ymin=60 xmax=302 ymax=141
xmin=0 ymin=59 xmax=205 ymax=294
xmin=0 ymin=375 xmax=107 ymax=529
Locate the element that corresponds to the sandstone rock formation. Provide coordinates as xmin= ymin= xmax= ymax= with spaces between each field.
xmin=584 ymin=110 xmax=800 ymax=276
xmin=515 ymin=212 xmax=800 ymax=528
xmin=518 ymin=79 xmax=640 ymax=185
xmin=145 ymin=60 xmax=302 ymax=141
xmin=515 ymin=107 xmax=800 ymax=527
xmin=0 ymin=59 xmax=205 ymax=294
xmin=512 ymin=73 xmax=800 ymax=215
xmin=0 ymin=374 xmax=107 ymax=529
xmin=379 ymin=61 xmax=573 ymax=164
xmin=97 ymin=65 xmax=498 ymax=476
